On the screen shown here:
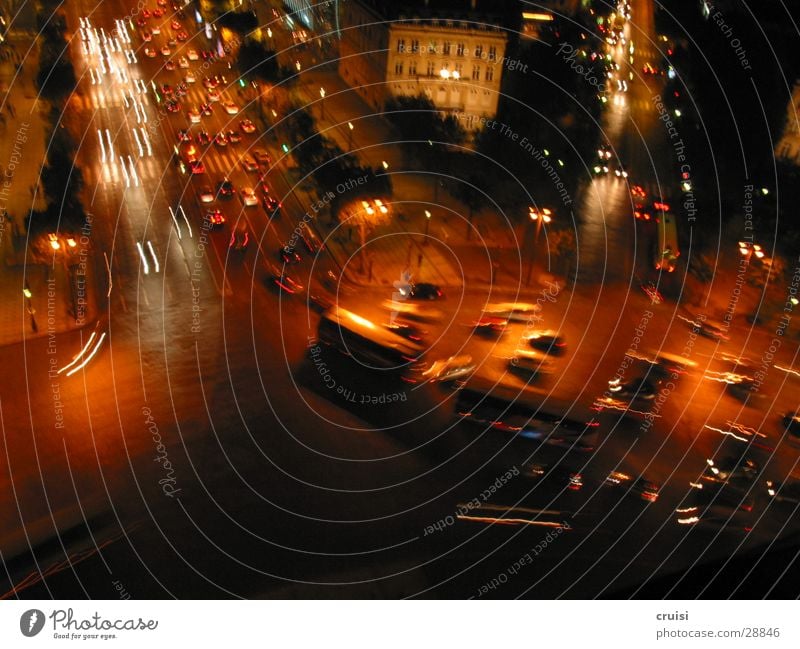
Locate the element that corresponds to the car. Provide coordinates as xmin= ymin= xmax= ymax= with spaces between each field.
xmin=198 ymin=186 xmax=214 ymax=203
xmin=170 ymin=19 xmax=181 ymax=30
xmin=240 ymin=119 xmax=257 ymax=134
xmin=160 ymin=45 xmax=171 ymax=56
xmin=141 ymin=8 xmax=151 ymax=18
xmin=166 ymin=37 xmax=177 ymax=47
xmin=206 ymin=89 xmax=220 ymax=102
xmin=279 ymin=248 xmax=302 ymax=265
xmin=187 ymin=49 xmax=199 ymax=61
xmin=682 ymin=315 xmax=730 ymax=342
xmin=177 ymin=56 xmax=189 ymax=68
xmin=160 ymin=83 xmax=174 ymax=96
xmin=253 ymin=149 xmax=271 ymax=166
xmin=381 ymin=300 xmax=444 ymax=323
xmin=698 ymin=456 xmax=760 ymax=485
xmin=177 ymin=129 xmax=192 ymax=143
xmin=164 ymin=59 xmax=176 ymax=70
xmin=136 ymin=17 xmax=148 ymax=27
xmin=421 ymin=355 xmax=476 ymax=383
xmin=165 ymin=100 xmax=181 ymax=113
xmin=226 ymin=130 xmax=241 ymax=144
xmin=214 ymin=132 xmax=228 ymax=147
xmin=483 ymin=302 xmax=542 ymax=323
xmin=217 ymin=179 xmax=235 ymax=199
xmin=199 ymin=103 xmax=213 ymax=117
xmin=185 ymin=72 xmax=196 ymax=84
xmin=229 ymin=228 xmax=250 ymax=251
xmin=472 ymin=316 xmax=508 ymax=337
xmin=508 ymin=348 xmax=556 ymax=376
xmin=607 ymin=376 xmax=657 ymax=401
xmin=262 ymin=194 xmax=281 ymax=217
xmin=152 ymin=7 xmax=165 ymax=16
xmin=141 ymin=30 xmax=152 ymax=42
xmin=614 ymin=163 xmax=629 ymax=178
xmin=241 ymin=155 xmax=259 ymax=173
xmin=202 ymin=76 xmax=217 ymax=90
xmin=523 ymin=330 xmax=566 ymax=356
xmin=222 ymin=101 xmax=239 ymax=115
xmin=604 ymin=471 xmax=660 ymax=502
xmin=782 ymin=410 xmax=800 ymax=437
xmin=187 ymin=159 xmax=205 ymax=175
xmin=299 ymin=225 xmax=324 ymax=253
xmin=526 ymin=463 xmax=584 ymax=491
xmin=642 ymin=62 xmax=657 ymax=75
xmin=269 ymin=265 xmax=304 ymax=294
xmin=205 ymin=209 xmax=226 ymax=228
xmin=196 ymin=130 xmax=211 ymax=145
xmin=384 ymin=321 xmax=427 ymax=344
xmin=144 ymin=46 xmax=157 ymax=58
xmin=409 ymin=282 xmax=442 ymax=300
xmin=765 ymin=479 xmax=800 ymax=505
xmin=240 ymin=187 xmax=258 ymax=207
xmin=176 ymin=30 xmax=188 ymax=42
xmin=151 ymin=25 xmax=161 ymax=35
xmin=187 ymin=107 xmax=201 ymax=123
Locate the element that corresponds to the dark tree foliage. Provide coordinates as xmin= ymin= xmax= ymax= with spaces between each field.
xmin=384 ymin=94 xmax=466 ymax=146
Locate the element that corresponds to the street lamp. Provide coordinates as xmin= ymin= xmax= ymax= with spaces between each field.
xmin=347 ymin=121 xmax=354 ymax=150
xmin=526 ymin=207 xmax=553 ymax=286
xmin=319 ymin=86 xmax=326 ymax=118
xmin=424 ymin=210 xmax=431 ymax=246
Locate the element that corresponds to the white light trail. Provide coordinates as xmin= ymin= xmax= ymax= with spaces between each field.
xmin=97 ymin=129 xmax=106 ymax=162
xmin=136 ymin=241 xmax=149 ymax=274
xmin=178 ymin=205 xmax=192 ymax=237
xmin=119 ymin=155 xmax=130 ymax=187
xmin=127 ymin=155 xmax=139 ymax=187
xmin=147 ymin=240 xmax=160 ymax=273
xmin=105 ymin=129 xmax=114 ymax=159
xmin=132 ymin=128 xmax=143 ymax=157
xmin=140 ymin=128 xmax=152 ymax=156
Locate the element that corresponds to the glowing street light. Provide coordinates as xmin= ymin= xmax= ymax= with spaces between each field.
xmin=319 ymin=86 xmax=326 ymax=118
xmin=424 ymin=210 xmax=432 ymax=245
xmin=49 ymin=234 xmax=61 ymax=250
xmin=527 ymin=207 xmax=554 ymax=285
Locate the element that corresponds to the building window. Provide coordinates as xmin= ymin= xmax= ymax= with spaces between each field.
xmin=443 ymin=41 xmax=451 ymax=55
xmin=396 ymin=39 xmax=405 ymax=53
xmin=409 ymin=60 xmax=417 ymax=75
xmin=395 ymin=61 xmax=404 ymax=75
xmin=485 ymin=66 xmax=494 ymax=82
xmin=426 ymin=61 xmax=436 ymax=76
xmin=454 ymin=63 xmax=463 ymax=77
xmin=474 ymin=44 xmax=483 ymax=58
xmin=456 ymin=42 xmax=465 ymax=56
xmin=411 ymin=39 xmax=419 ymax=53
xmin=488 ymin=45 xmax=497 ymax=62
xmin=472 ymin=65 xmax=480 ymax=80
xmin=428 ymin=40 xmax=437 ymax=54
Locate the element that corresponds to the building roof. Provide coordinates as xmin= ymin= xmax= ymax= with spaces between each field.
xmin=353 ymin=0 xmax=520 ymax=31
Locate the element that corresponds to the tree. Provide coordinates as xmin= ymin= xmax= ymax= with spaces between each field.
xmin=547 ymin=228 xmax=577 ymax=278
xmin=236 ymin=41 xmax=285 ymax=83
xmin=384 ymin=94 xmax=467 ymax=148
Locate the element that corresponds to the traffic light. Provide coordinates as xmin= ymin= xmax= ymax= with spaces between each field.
xmin=281 ymin=143 xmax=289 ymax=153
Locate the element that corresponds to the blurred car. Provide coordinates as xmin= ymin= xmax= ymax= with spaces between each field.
xmin=141 ymin=29 xmax=152 ymax=41
xmin=269 ymin=265 xmax=304 ymax=294
xmin=508 ymin=348 xmax=556 ymax=376
xmin=184 ymin=71 xmax=196 ymax=84
xmin=206 ymin=89 xmax=220 ymax=102
xmin=222 ymin=101 xmax=239 ymax=115
xmin=523 ymin=330 xmax=566 ymax=355
xmin=299 ymin=224 xmax=324 ymax=253
xmin=151 ymin=25 xmax=161 ymax=35
xmin=409 ymin=282 xmax=443 ymax=300
xmin=144 ymin=46 xmax=157 ymax=58
xmin=240 ymin=119 xmax=257 ymax=134
xmin=198 ymin=186 xmax=214 ymax=203
xmin=229 ymin=228 xmax=250 ymax=252
xmin=160 ymin=83 xmax=174 ymax=96
xmin=381 ymin=300 xmax=444 ymax=323
xmin=177 ymin=129 xmax=192 ymax=142
xmin=170 ymin=19 xmax=181 ymax=30
xmin=422 ymin=355 xmax=475 ymax=384
xmin=196 ymin=130 xmax=211 ymax=145
xmin=241 ymin=155 xmax=259 ymax=173
xmin=279 ymin=248 xmax=302 ymax=265
xmin=165 ymin=100 xmax=181 ymax=113
xmin=253 ymin=148 xmax=271 ymax=165
xmin=384 ymin=321 xmax=427 ymax=343
xmin=174 ymin=82 xmax=188 ymax=98
xmin=607 ymin=376 xmax=657 ymax=401
xmin=160 ymin=45 xmax=171 ymax=56
xmin=214 ymin=132 xmax=228 ymax=147
xmin=526 ymin=463 xmax=583 ymax=491
xmin=187 ymin=107 xmax=201 ymax=123
xmin=604 ymin=471 xmax=660 ymax=502
xmin=178 ymin=56 xmax=189 ymax=68
xmin=614 ymin=163 xmax=629 ymax=179
xmin=202 ymin=76 xmax=219 ymax=90
xmin=240 ymin=187 xmax=258 ymax=207
xmin=187 ymin=48 xmax=199 ymax=61
xmin=205 ymin=209 xmax=226 ymax=228
xmin=483 ymin=302 xmax=542 ymax=323
xmin=697 ymin=456 xmax=760 ymax=486
xmin=199 ymin=103 xmax=213 ymax=117
xmin=164 ymin=59 xmax=176 ymax=71
xmin=226 ymin=130 xmax=241 ymax=144
xmin=262 ymin=194 xmax=281 ymax=217
xmin=683 ymin=315 xmax=730 ymax=342
xmin=472 ymin=316 xmax=508 ymax=336
xmin=217 ymin=179 xmax=235 ymax=199
xmin=782 ymin=410 xmax=800 ymax=438
xmin=187 ymin=159 xmax=205 ymax=175
xmin=765 ymin=479 xmax=800 ymax=505
xmin=176 ymin=30 xmax=188 ymax=42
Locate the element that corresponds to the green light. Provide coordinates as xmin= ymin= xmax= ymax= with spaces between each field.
xmin=281 ymin=143 xmax=289 ymax=153
xmin=239 ymin=78 xmax=246 ymax=87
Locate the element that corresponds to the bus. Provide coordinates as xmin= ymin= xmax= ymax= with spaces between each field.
xmin=653 ymin=202 xmax=680 ymax=272
xmin=318 ymin=306 xmax=424 ymax=369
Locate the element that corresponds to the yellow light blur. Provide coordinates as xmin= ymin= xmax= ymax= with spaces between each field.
xmin=67 ymin=237 xmax=77 ymax=248
xmin=347 ymin=312 xmax=375 ymax=329
xmin=49 ymin=234 xmax=60 ymax=250
xmin=23 ymin=288 xmax=32 ymax=298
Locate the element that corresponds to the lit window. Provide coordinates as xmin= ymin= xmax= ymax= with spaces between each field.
xmin=456 ymin=42 xmax=465 ymax=56
xmin=485 ymin=66 xmax=494 ymax=82
xmin=396 ymin=39 xmax=405 ymax=53
xmin=474 ymin=44 xmax=483 ymax=58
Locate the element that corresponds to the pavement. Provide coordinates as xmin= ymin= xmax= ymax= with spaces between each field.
xmin=0 ymin=38 xmax=99 ymax=348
